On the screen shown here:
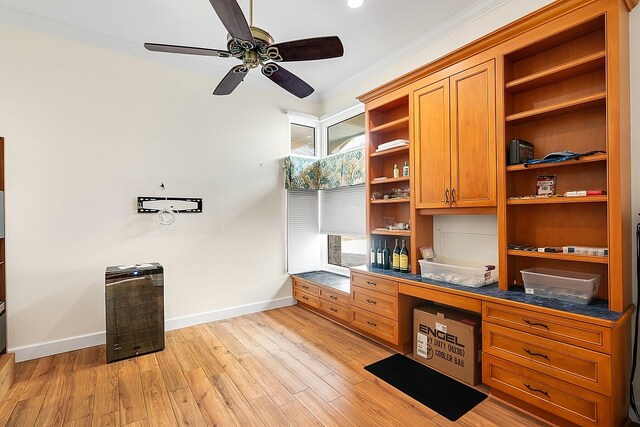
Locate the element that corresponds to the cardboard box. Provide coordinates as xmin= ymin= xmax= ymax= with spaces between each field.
xmin=413 ymin=304 xmax=481 ymax=385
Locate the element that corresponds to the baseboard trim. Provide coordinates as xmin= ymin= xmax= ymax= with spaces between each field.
xmin=10 ymin=296 xmax=296 ymax=362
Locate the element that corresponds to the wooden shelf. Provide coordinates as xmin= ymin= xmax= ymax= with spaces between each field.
xmin=369 ymin=116 xmax=409 ymax=134
xmin=370 ymin=198 xmax=410 ymax=204
xmin=371 ymin=229 xmax=411 ymax=236
xmin=370 ymin=176 xmax=410 ymax=185
xmin=505 ymin=51 xmax=605 ymax=93
xmin=505 ymin=92 xmax=606 ymax=125
xmin=507 ymin=195 xmax=607 ymax=205
xmin=506 ymin=153 xmax=606 ymax=172
xmin=370 ymin=145 xmax=409 ymax=158
xmin=507 ymin=249 xmax=608 ymax=264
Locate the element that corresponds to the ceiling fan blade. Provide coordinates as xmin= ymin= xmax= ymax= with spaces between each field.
xmin=213 ymin=65 xmax=248 ymax=95
xmin=208 ymin=0 xmax=255 ymax=46
xmin=267 ymin=36 xmax=344 ymax=62
xmin=144 ymin=43 xmax=231 ymax=58
xmin=262 ymin=64 xmax=314 ymax=99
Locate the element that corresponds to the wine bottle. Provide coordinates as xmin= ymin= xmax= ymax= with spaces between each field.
xmin=382 ymin=241 xmax=390 ymax=270
xmin=376 ymin=240 xmax=383 ymax=268
xmin=392 ymin=239 xmax=400 ymax=271
xmin=400 ymin=240 xmax=409 ymax=273
xmin=370 ymin=240 xmax=377 ymax=268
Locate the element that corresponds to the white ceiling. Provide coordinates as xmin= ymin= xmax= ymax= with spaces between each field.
xmin=0 ymin=0 xmax=509 ymax=101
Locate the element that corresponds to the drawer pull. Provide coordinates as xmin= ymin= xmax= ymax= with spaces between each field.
xmin=365 ymin=299 xmax=378 ymax=305
xmin=330 ymin=295 xmax=338 ymax=300
xmin=523 ymin=383 xmax=550 ymax=398
xmin=302 ymin=296 xmax=309 ymax=301
xmin=523 ymin=319 xmax=549 ymax=329
xmin=302 ymin=285 xmax=309 ymax=290
xmin=366 ymin=281 xmax=377 ymax=286
xmin=330 ymin=307 xmax=338 ymax=313
xmin=366 ymin=320 xmax=378 ymax=327
xmin=523 ymin=348 xmax=550 ymax=360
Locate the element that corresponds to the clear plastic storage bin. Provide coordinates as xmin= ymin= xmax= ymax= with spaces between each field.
xmin=419 ymin=258 xmax=497 ymax=287
xmin=520 ymin=267 xmax=600 ymax=304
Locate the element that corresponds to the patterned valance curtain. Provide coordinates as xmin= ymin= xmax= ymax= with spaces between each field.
xmin=284 ymin=149 xmax=365 ymax=190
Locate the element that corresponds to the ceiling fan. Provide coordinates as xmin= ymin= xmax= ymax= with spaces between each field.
xmin=144 ymin=0 xmax=344 ymax=98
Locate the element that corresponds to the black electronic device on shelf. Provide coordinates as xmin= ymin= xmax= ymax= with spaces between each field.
xmin=508 ymin=139 xmax=534 ymax=165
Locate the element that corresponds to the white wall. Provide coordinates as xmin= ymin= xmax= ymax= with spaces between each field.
xmin=0 ymin=23 xmax=319 ymax=360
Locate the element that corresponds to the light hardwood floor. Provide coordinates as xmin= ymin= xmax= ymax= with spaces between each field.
xmin=0 ymin=305 xmax=550 ymax=426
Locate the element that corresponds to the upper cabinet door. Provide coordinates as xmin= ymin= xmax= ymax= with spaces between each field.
xmin=413 ymin=78 xmax=451 ymax=209
xmin=449 ymin=60 xmax=497 ymax=208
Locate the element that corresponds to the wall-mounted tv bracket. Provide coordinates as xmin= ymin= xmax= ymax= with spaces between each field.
xmin=137 ymin=197 xmax=203 ymax=213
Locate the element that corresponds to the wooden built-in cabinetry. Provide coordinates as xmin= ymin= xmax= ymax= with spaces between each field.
xmin=414 ymin=59 xmax=497 ymax=210
xmin=354 ymin=1 xmax=635 ymax=426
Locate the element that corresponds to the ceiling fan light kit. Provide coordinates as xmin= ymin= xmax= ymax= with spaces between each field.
xmin=144 ymin=0 xmax=344 ymax=98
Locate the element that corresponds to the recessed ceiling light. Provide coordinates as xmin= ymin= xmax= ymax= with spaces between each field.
xmin=348 ymin=0 xmax=364 ymax=8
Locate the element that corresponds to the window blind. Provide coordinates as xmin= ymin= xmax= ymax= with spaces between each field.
xmin=319 ymin=184 xmax=366 ymax=236
xmin=286 ymin=189 xmax=322 ymax=273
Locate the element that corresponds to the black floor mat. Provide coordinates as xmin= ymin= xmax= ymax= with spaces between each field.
xmin=364 ymin=353 xmax=487 ymax=421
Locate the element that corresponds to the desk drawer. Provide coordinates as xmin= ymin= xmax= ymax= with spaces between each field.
xmin=294 ymin=289 xmax=320 ymax=308
xmin=483 ymin=302 xmax=611 ymax=353
xmin=293 ymin=279 xmax=320 ymax=296
xmin=352 ymin=307 xmax=398 ymax=344
xmin=319 ymin=287 xmax=350 ymax=308
xmin=484 ymin=354 xmax=610 ymax=426
xmin=351 ymin=272 xmax=397 ymax=296
xmin=319 ymin=300 xmax=352 ymax=322
xmin=483 ymin=323 xmax=611 ymax=395
xmin=351 ymin=287 xmax=398 ymax=320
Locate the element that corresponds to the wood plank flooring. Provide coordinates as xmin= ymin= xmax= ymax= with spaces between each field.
xmin=1 ymin=306 xmax=550 ymax=426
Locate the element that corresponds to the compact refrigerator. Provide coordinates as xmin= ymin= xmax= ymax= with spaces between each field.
xmin=105 ymin=263 xmax=164 ymax=363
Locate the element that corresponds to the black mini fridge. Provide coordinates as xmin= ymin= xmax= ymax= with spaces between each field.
xmin=105 ymin=263 xmax=164 ymax=363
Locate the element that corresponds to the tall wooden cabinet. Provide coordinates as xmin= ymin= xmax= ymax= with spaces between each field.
xmin=0 ymin=137 xmax=13 ymax=400
xmin=358 ymin=0 xmax=635 ymax=425
xmin=414 ymin=60 xmax=497 ymax=210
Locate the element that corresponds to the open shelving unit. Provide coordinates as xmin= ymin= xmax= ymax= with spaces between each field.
xmin=499 ymin=15 xmax=619 ymax=306
xmin=365 ymin=95 xmax=432 ymax=272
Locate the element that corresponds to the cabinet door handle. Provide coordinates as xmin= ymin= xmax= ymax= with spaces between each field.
xmin=366 ymin=320 xmax=378 ymax=327
xmin=365 ymin=299 xmax=377 ymax=305
xmin=330 ymin=307 xmax=338 ymax=313
xmin=523 ymin=383 xmax=550 ymax=398
xmin=445 ymin=188 xmax=450 ymax=204
xmin=451 ymin=187 xmax=456 ymax=203
xmin=523 ymin=348 xmax=550 ymax=360
xmin=523 ymin=319 xmax=550 ymax=329
xmin=366 ymin=281 xmax=377 ymax=286
xmin=330 ymin=295 xmax=338 ymax=300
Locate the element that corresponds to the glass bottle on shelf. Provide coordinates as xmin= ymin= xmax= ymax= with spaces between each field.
xmin=393 ymin=164 xmax=399 ymax=178
xmin=403 ymin=161 xmax=409 ymax=177
xmin=376 ymin=240 xmax=383 ymax=268
xmin=382 ymin=241 xmax=390 ymax=270
xmin=370 ymin=240 xmax=378 ymax=268
xmin=400 ymin=240 xmax=409 ymax=273
xmin=393 ymin=239 xmax=400 ymax=271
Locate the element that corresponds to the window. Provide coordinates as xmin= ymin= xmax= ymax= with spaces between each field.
xmin=327 ymin=112 xmax=365 ymax=155
xmin=290 ymin=123 xmax=316 ymax=156
xmin=286 ymin=105 xmax=366 ymax=277
xmin=327 ymin=235 xmax=367 ymax=268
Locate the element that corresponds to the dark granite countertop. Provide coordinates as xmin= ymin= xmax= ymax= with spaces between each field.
xmin=352 ymin=265 xmax=624 ymax=322
xmin=293 ymin=271 xmax=350 ymax=294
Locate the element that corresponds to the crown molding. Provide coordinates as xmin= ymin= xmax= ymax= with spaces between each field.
xmin=318 ymin=0 xmax=511 ymax=103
